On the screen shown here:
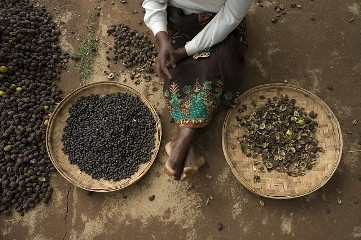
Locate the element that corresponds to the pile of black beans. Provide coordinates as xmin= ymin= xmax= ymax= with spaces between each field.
xmin=0 ymin=0 xmax=66 ymax=215
xmin=62 ymin=93 xmax=156 ymax=181
xmin=106 ymin=24 xmax=156 ymax=70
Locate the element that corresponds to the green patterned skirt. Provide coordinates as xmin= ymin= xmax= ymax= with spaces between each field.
xmin=165 ymin=7 xmax=247 ymax=128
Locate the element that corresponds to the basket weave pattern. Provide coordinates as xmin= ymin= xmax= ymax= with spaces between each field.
xmin=46 ymin=82 xmax=162 ymax=192
xmin=222 ymin=84 xmax=342 ymax=199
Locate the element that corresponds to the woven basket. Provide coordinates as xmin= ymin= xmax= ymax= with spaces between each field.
xmin=222 ymin=84 xmax=342 ymax=199
xmin=46 ymin=82 xmax=162 ymax=192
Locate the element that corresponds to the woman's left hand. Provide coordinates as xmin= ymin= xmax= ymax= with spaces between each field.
xmin=154 ymin=47 xmax=188 ymax=78
xmin=167 ymin=47 xmax=188 ymax=68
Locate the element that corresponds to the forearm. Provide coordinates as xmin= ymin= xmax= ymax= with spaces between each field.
xmin=155 ymin=31 xmax=169 ymax=45
xmin=185 ymin=0 xmax=252 ymax=56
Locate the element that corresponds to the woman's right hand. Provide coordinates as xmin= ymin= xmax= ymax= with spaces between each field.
xmin=155 ymin=31 xmax=176 ymax=79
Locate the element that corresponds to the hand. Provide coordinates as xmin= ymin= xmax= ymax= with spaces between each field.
xmin=155 ymin=31 xmax=176 ymax=79
xmin=154 ymin=47 xmax=188 ymax=78
xmin=167 ymin=47 xmax=187 ymax=68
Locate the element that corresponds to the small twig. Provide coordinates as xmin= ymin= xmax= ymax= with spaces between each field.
xmin=100 ymin=40 xmax=110 ymax=47
xmin=347 ymin=150 xmax=361 ymax=153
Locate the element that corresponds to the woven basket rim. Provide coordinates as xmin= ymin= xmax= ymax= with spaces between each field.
xmin=222 ymin=83 xmax=343 ymax=199
xmin=46 ymin=81 xmax=162 ymax=192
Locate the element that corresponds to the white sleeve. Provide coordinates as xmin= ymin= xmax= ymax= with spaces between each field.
xmin=185 ymin=0 xmax=252 ymax=56
xmin=142 ymin=0 xmax=168 ymax=36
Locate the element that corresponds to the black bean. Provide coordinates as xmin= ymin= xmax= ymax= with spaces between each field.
xmin=62 ymin=93 xmax=156 ymax=180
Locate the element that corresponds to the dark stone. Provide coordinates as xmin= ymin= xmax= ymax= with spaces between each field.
xmin=148 ymin=195 xmax=155 ymax=201
xmin=325 ymin=206 xmax=331 ymax=214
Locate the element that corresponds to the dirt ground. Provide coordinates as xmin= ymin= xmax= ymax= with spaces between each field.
xmin=1 ymin=0 xmax=361 ymax=239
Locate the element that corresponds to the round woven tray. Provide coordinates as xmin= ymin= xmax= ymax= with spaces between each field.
xmin=46 ymin=82 xmax=162 ymax=192
xmin=222 ymin=84 xmax=342 ymax=199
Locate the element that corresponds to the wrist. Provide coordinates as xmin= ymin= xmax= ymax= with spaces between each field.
xmin=177 ymin=47 xmax=187 ymax=59
xmin=155 ymin=31 xmax=170 ymax=46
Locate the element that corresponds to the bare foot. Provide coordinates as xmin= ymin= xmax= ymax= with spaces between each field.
xmin=164 ymin=141 xmax=187 ymax=180
xmin=164 ymin=128 xmax=197 ymax=180
xmin=165 ymin=142 xmax=176 ymax=177
xmin=180 ymin=145 xmax=205 ymax=181
xmin=166 ymin=142 xmax=204 ymax=181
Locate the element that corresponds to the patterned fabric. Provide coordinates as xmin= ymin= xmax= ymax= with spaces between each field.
xmin=165 ymin=80 xmax=224 ymax=127
xmin=164 ymin=7 xmax=247 ymax=128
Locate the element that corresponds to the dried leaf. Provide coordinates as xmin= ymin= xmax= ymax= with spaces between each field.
xmin=205 ymin=174 xmax=213 ymax=180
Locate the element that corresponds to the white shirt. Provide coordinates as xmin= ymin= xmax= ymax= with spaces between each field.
xmin=142 ymin=0 xmax=252 ymax=56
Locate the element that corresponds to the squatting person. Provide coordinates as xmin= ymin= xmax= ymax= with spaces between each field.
xmin=142 ymin=0 xmax=252 ymax=180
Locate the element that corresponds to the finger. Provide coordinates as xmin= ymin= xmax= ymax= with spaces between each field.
xmin=165 ymin=61 xmax=172 ymax=69
xmin=159 ymin=54 xmax=172 ymax=79
xmin=161 ymin=65 xmax=172 ymax=79
xmin=159 ymin=54 xmax=166 ymax=70
xmin=158 ymin=69 xmax=167 ymax=81
xmin=154 ymin=62 xmax=165 ymax=81
xmin=155 ymin=58 xmax=162 ymax=78
xmin=169 ymin=52 xmax=176 ymax=68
